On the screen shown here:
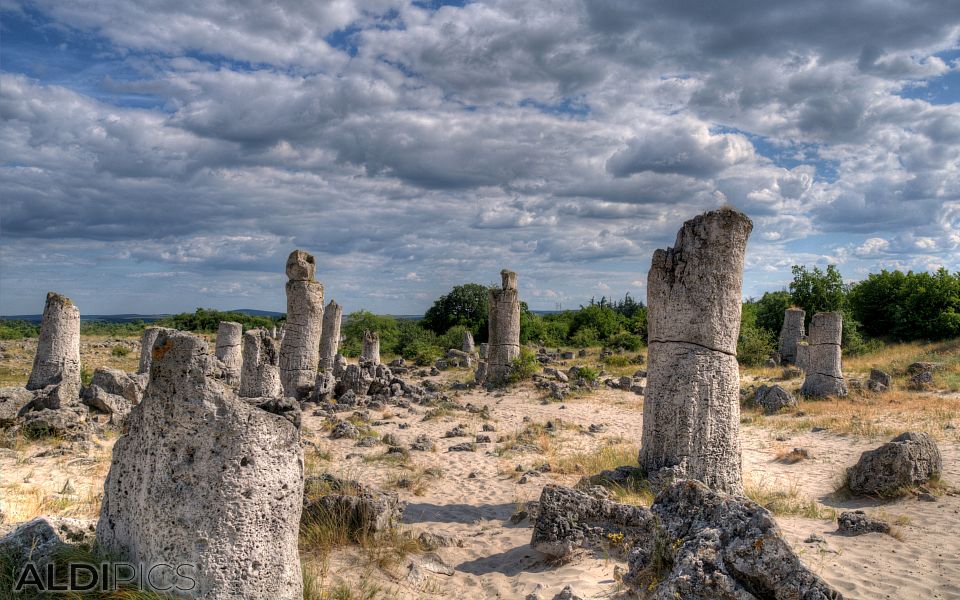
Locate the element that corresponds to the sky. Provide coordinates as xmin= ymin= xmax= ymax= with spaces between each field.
xmin=1 ymin=0 xmax=959 ymax=316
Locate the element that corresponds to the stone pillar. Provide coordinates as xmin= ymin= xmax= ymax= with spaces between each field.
xmin=215 ymin=321 xmax=243 ymax=386
xmin=97 ymin=331 xmax=303 ymax=599
xmin=138 ymin=326 xmax=174 ymax=375
xmin=26 ymin=292 xmax=81 ymax=392
xmin=319 ymin=300 xmax=343 ymax=372
xmin=800 ymin=312 xmax=847 ymax=397
xmin=361 ymin=330 xmax=380 ymax=365
xmin=240 ymin=329 xmax=283 ymax=398
xmin=462 ymin=330 xmax=476 ymax=354
xmin=795 ymin=338 xmax=809 ymax=372
xmin=778 ymin=308 xmax=805 ymax=364
xmin=483 ymin=270 xmax=521 ymax=386
xmin=278 ymin=250 xmax=324 ymax=400
xmin=640 ymin=208 xmax=752 ymax=495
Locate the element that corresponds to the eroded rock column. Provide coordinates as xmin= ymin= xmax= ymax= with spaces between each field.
xmin=319 ymin=300 xmax=343 ymax=372
xmin=778 ymin=307 xmax=805 ymax=364
xmin=240 ymin=328 xmax=283 ymax=398
xmin=483 ymin=270 xmax=521 ymax=386
xmin=640 ymin=208 xmax=752 ymax=495
xmin=278 ymin=250 xmax=324 ymax=400
xmin=361 ymin=330 xmax=380 ymax=365
xmin=138 ymin=327 xmax=174 ymax=375
xmin=800 ymin=311 xmax=848 ymax=397
xmin=97 ymin=331 xmax=303 ymax=599
xmin=462 ymin=331 xmax=476 ymax=354
xmin=27 ymin=292 xmax=81 ymax=393
xmin=215 ymin=321 xmax=243 ymax=386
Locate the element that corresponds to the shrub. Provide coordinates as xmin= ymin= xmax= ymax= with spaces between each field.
xmin=607 ymin=331 xmax=644 ymax=351
xmin=111 ymin=345 xmax=131 ymax=357
xmin=508 ymin=348 xmax=540 ymax=383
xmin=576 ymin=365 xmax=599 ymax=381
xmin=571 ymin=326 xmax=600 ymax=347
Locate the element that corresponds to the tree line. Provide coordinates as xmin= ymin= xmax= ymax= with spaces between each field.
xmin=2 ymin=266 xmax=957 ymax=367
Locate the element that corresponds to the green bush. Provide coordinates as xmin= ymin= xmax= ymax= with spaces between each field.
xmin=508 ymin=348 xmax=540 ymax=384
xmin=571 ymin=326 xmax=600 ymax=347
xmin=156 ymin=308 xmax=277 ymax=333
xmin=737 ymin=324 xmax=775 ymax=366
xmin=576 ymin=365 xmax=599 ymax=381
xmin=111 ymin=345 xmax=131 ymax=357
xmin=0 ymin=320 xmax=39 ymax=339
xmin=607 ymin=331 xmax=644 ymax=351
xmin=439 ymin=324 xmax=473 ymax=352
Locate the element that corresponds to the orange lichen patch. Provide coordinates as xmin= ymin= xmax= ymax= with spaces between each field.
xmin=153 ymin=339 xmax=175 ymax=362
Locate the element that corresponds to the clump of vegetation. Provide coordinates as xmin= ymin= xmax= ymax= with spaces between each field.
xmin=744 ymin=477 xmax=835 ymax=519
xmin=0 ymin=320 xmax=40 ymax=340
xmin=156 ymin=308 xmax=279 ymax=333
xmin=508 ymin=348 xmax=540 ymax=383
xmin=111 ymin=345 xmax=131 ymax=357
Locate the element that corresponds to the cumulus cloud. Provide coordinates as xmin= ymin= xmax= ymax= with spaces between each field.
xmin=1 ymin=0 xmax=959 ymax=314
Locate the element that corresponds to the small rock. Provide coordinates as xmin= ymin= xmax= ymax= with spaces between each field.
xmin=837 ymin=510 xmax=890 ymax=536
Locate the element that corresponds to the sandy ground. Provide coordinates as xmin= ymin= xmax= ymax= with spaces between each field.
xmin=2 ymin=364 xmax=958 ymax=599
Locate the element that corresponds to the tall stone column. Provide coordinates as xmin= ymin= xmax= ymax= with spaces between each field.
xmin=640 ymin=208 xmax=752 ymax=495
xmin=240 ymin=328 xmax=282 ymax=398
xmin=319 ymin=300 xmax=343 ymax=372
xmin=215 ymin=321 xmax=243 ymax=386
xmin=27 ymin=292 xmax=81 ymax=392
xmin=484 ymin=270 xmax=521 ymax=386
xmin=800 ymin=312 xmax=847 ymax=397
xmin=138 ymin=326 xmax=174 ymax=375
xmin=278 ymin=250 xmax=324 ymax=400
xmin=97 ymin=331 xmax=303 ymax=599
xmin=778 ymin=308 xmax=805 ymax=364
xmin=361 ymin=330 xmax=380 ymax=365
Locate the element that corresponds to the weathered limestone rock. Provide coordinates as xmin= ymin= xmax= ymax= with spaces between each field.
xmin=26 ymin=292 xmax=81 ymax=392
xmin=482 ymin=270 xmax=521 ymax=386
xmin=97 ymin=331 xmax=303 ymax=599
xmin=21 ymin=405 xmax=88 ymax=439
xmin=239 ymin=328 xmax=283 ymax=398
xmin=138 ymin=326 xmax=174 ymax=374
xmin=867 ymin=368 xmax=891 ymax=393
xmin=846 ymin=432 xmax=942 ymax=497
xmin=0 ymin=516 xmax=96 ymax=570
xmin=531 ymin=484 xmax=657 ymax=559
xmin=361 ymin=330 xmax=381 ymax=365
xmin=778 ymin=307 xmax=805 ymax=365
xmin=0 ymin=386 xmax=36 ymax=427
xmin=85 ymin=367 xmax=146 ymax=405
xmin=640 ymin=208 xmax=752 ymax=495
xmin=837 ymin=511 xmax=890 ymax=536
xmin=214 ymin=321 xmax=243 ymax=386
xmin=319 ymin=299 xmax=343 ymax=372
xmin=479 ymin=342 xmax=488 ymax=359
xmin=462 ymin=331 xmax=476 ymax=354
xmin=303 ymin=474 xmax=404 ymax=535
xmin=800 ymin=312 xmax=847 ymax=398
xmin=626 ymin=480 xmax=842 ymax=600
xmin=754 ymin=384 xmax=796 ymax=415
xmin=83 ymin=386 xmax=132 ymax=424
xmin=279 ymin=250 xmax=324 ymax=400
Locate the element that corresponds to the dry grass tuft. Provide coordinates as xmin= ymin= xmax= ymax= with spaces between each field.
xmin=744 ymin=476 xmax=835 ymax=520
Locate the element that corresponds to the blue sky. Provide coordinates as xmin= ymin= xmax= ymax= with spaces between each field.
xmin=1 ymin=0 xmax=958 ymax=315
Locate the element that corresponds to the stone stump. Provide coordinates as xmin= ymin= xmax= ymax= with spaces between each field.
xmin=279 ymin=250 xmax=324 ymax=400
xmin=138 ymin=327 xmax=174 ymax=374
xmin=361 ymin=330 xmax=381 ymax=365
xmin=778 ymin=307 xmax=805 ymax=364
xmin=800 ymin=312 xmax=847 ymax=397
xmin=97 ymin=331 xmax=303 ymax=599
xmin=462 ymin=331 xmax=476 ymax=354
xmin=26 ymin=292 xmax=81 ymax=392
xmin=240 ymin=328 xmax=283 ymax=398
xmin=214 ymin=321 xmax=243 ymax=386
xmin=482 ymin=270 xmax=521 ymax=386
xmin=319 ymin=299 xmax=343 ymax=372
xmin=640 ymin=208 xmax=752 ymax=495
